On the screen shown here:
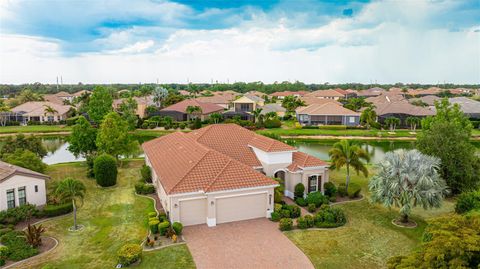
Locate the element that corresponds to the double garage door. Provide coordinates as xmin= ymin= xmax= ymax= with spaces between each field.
xmin=179 ymin=192 xmax=267 ymax=226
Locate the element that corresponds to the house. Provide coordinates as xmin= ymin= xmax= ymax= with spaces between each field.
xmin=300 ymin=97 xmax=342 ymax=106
xmin=409 ymin=95 xmax=441 ymax=108
xmin=409 ymin=87 xmax=442 ymax=97
xmin=43 ymin=94 xmax=65 ymax=105
xmin=371 ymin=100 xmax=435 ymax=125
xmin=142 ymin=124 xmax=329 ymax=227
xmin=448 ymin=97 xmax=480 ymax=119
xmin=365 ymin=92 xmax=406 ymax=104
xmin=11 ymin=101 xmax=72 ymax=124
xmin=260 ymin=103 xmax=287 ymax=117
xmin=305 ymin=89 xmax=345 ymax=100
xmin=53 ymin=91 xmax=75 ymax=103
xmin=270 ymin=91 xmax=308 ymax=99
xmin=0 ymin=161 xmax=48 ymax=211
xmin=232 ymin=94 xmax=264 ymax=113
xmin=157 ymin=99 xmax=224 ymax=121
xmin=357 ymin=87 xmax=386 ymax=98
xmin=113 ymin=96 xmax=154 ymax=118
xmin=195 ymin=95 xmax=233 ymax=109
xmin=296 ymin=102 xmax=360 ymax=126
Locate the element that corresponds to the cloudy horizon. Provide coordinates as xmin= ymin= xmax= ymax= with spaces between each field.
xmin=0 ymin=0 xmax=479 ymax=85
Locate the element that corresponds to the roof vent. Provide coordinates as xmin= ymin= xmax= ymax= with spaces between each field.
xmin=386 ymin=96 xmax=391 ymax=103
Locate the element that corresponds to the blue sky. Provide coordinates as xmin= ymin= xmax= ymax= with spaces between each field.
xmin=0 ymin=0 xmax=479 ymax=84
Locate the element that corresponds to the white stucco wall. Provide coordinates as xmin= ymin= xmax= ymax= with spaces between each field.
xmin=0 ymin=175 xmax=47 ymax=211
xmin=251 ymin=147 xmax=295 ymax=176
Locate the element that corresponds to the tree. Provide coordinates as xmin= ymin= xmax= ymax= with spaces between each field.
xmin=344 ymin=97 xmax=371 ymax=111
xmin=3 ymin=149 xmax=47 ymax=173
xmin=209 ymin=113 xmax=222 ymax=124
xmin=94 ymin=154 xmax=117 ymax=187
xmin=139 ymin=84 xmax=155 ymax=96
xmin=163 ymin=94 xmax=184 ymax=107
xmin=417 ymin=99 xmax=480 ymax=193
xmin=388 ymin=214 xmax=480 ymax=268
xmin=369 ymin=149 xmax=448 ymax=224
xmin=405 ymin=116 xmax=420 ymax=131
xmin=186 ymin=106 xmax=202 ymax=120
xmin=328 ymin=140 xmax=369 ymax=192
xmin=54 ymin=178 xmax=86 ymax=230
xmin=384 ymin=117 xmax=400 ymax=131
xmin=118 ymin=97 xmax=138 ymax=130
xmin=23 ymin=224 xmax=45 ymax=247
xmin=96 ymin=112 xmax=138 ymax=160
xmin=264 ymin=111 xmax=277 ymax=121
xmin=0 ymin=134 xmax=47 ymax=158
xmin=152 ymin=86 xmax=168 ymax=108
xmin=252 ymin=108 xmax=263 ymax=123
xmin=88 ymin=86 xmax=113 ymax=123
xmin=360 ymin=107 xmax=377 ymax=129
xmin=281 ymin=96 xmax=305 ymax=112
xmin=188 ymin=83 xmax=200 ymax=97
xmin=0 ymin=102 xmax=10 ymax=127
xmin=18 ymin=89 xmax=42 ymax=104
xmin=68 ymin=116 xmax=97 ymax=158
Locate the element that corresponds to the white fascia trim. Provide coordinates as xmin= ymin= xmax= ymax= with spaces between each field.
xmin=215 ymin=190 xmax=268 ymax=200
xmin=169 ymin=190 xmax=206 ymax=198
xmin=178 ymin=196 xmax=207 ymax=202
xmin=298 ymin=166 xmax=329 ymax=171
xmin=206 ymin=184 xmax=278 ymax=195
xmin=247 ymin=145 xmax=297 ymax=154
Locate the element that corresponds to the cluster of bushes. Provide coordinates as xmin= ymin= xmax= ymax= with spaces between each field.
xmin=0 ymin=204 xmax=39 ymax=225
xmin=224 ymin=118 xmax=255 ymax=128
xmin=146 ymin=211 xmax=183 ymax=247
xmin=279 ymin=205 xmax=346 ymax=231
xmin=66 ymin=116 xmax=80 ymax=126
xmin=299 ymin=125 xmax=348 ymax=130
xmin=0 ymin=230 xmax=38 ymax=262
xmin=117 ymin=243 xmax=142 ymax=266
xmin=26 ymin=120 xmax=66 ymax=126
xmin=323 ymin=182 xmax=337 ymax=202
xmin=264 ymin=118 xmax=282 ymax=129
xmin=455 ymin=191 xmax=480 ymax=214
xmin=42 ymin=203 xmax=73 ymax=217
xmin=270 ymin=203 xmax=301 ymax=222
xmin=338 ymin=182 xmax=362 ymax=199
xmin=93 ymin=154 xmax=118 ymax=187
xmin=135 ymin=164 xmax=155 ymax=194
xmin=140 ymin=116 xmax=188 ymax=130
xmin=296 ymin=191 xmax=330 ymax=212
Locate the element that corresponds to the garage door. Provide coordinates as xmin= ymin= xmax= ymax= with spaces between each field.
xmin=179 ymin=198 xmax=207 ymax=226
xmin=216 ymin=193 xmax=267 ymax=224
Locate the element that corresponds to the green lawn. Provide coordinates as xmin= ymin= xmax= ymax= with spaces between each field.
xmin=286 ymin=167 xmax=454 ymax=269
xmin=257 ymin=128 xmax=417 ymax=138
xmin=19 ymin=161 xmax=195 ymax=269
xmin=0 ymin=125 xmax=72 ymax=134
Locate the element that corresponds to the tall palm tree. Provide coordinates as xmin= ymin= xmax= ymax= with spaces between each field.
xmin=188 ymin=84 xmax=200 ymax=98
xmin=54 ymin=178 xmax=86 ymax=230
xmin=369 ymin=149 xmax=448 ymax=223
xmin=152 ymin=86 xmax=168 ymax=108
xmin=252 ymin=108 xmax=263 ymax=123
xmin=329 ymin=140 xmax=370 ymax=192
xmin=186 ymin=105 xmax=202 ymax=121
xmin=265 ymin=111 xmax=277 ymax=121
xmin=360 ymin=107 xmax=377 ymax=129
xmin=405 ymin=116 xmax=420 ymax=131
xmin=43 ymin=105 xmax=58 ymax=122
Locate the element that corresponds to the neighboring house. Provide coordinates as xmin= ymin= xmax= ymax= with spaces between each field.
xmin=142 ymin=124 xmax=329 ymax=227
xmin=232 ymin=94 xmax=264 ymax=113
xmin=365 ymin=92 xmax=406 ymax=104
xmin=372 ymin=100 xmax=435 ymax=125
xmin=300 ymin=97 xmax=342 ymax=106
xmin=296 ymin=102 xmax=360 ymax=126
xmin=0 ymin=161 xmax=48 ymax=211
xmin=448 ymin=97 xmax=480 ymax=119
xmin=54 ymin=91 xmax=75 ymax=103
xmin=245 ymin=91 xmax=267 ymax=99
xmin=357 ymin=87 xmax=386 ymax=98
xmin=195 ymin=95 xmax=233 ymax=109
xmin=11 ymin=101 xmax=71 ymax=124
xmin=260 ymin=103 xmax=287 ymax=117
xmin=270 ymin=91 xmax=308 ymax=99
xmin=43 ymin=94 xmax=65 ymax=105
xmin=113 ymin=96 xmax=154 ymax=118
xmin=409 ymin=95 xmax=441 ymax=108
xmin=408 ymin=87 xmax=442 ymax=97
xmin=305 ymin=89 xmax=345 ymax=100
xmin=157 ymin=99 xmax=224 ymax=121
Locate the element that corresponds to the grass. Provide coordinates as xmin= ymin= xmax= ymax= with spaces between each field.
xmin=257 ymin=128 xmax=417 ymax=138
xmin=0 ymin=125 xmax=72 ymax=134
xmin=285 ymin=167 xmax=455 ymax=269
xmin=20 ymin=161 xmax=195 ymax=269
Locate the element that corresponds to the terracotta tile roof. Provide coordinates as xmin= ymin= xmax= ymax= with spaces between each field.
xmin=11 ymin=101 xmax=72 ymax=117
xmin=366 ymin=93 xmax=406 ymax=104
xmin=0 ymin=161 xmax=49 ymax=182
xmin=296 ymin=102 xmax=360 ymax=116
xmin=306 ymin=89 xmax=345 ymax=98
xmin=333 ymin=88 xmax=349 ymax=95
xmin=73 ymin=90 xmax=90 ymax=97
xmin=142 ymin=131 xmax=278 ymax=194
xmin=357 ymin=87 xmax=386 ymax=97
xmin=271 ymin=91 xmax=308 ymax=97
xmin=300 ymin=97 xmax=342 ymax=106
xmin=43 ymin=94 xmax=65 ymax=105
xmin=54 ymin=91 xmax=73 ymax=97
xmin=287 ymin=152 xmax=328 ymax=172
xmin=195 ymin=95 xmax=232 ymax=104
xmin=161 ymin=99 xmax=224 ymax=115
xmin=409 ymin=87 xmax=442 ymax=96
xmin=409 ymin=95 xmax=441 ymax=106
xmin=374 ymin=101 xmax=435 ymax=116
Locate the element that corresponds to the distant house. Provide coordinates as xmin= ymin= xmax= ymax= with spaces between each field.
xmin=232 ymin=94 xmax=264 ymax=113
xmin=53 ymin=91 xmax=75 ymax=103
xmin=448 ymin=97 xmax=480 ymax=119
xmin=296 ymin=102 xmax=360 ymax=126
xmin=270 ymin=91 xmax=308 ymax=99
xmin=300 ymin=97 xmax=342 ymax=106
xmin=371 ymin=99 xmax=435 ymax=125
xmin=73 ymin=90 xmax=90 ymax=97
xmin=260 ymin=103 xmax=287 ymax=117
xmin=195 ymin=95 xmax=233 ymax=109
xmin=113 ymin=96 xmax=154 ymax=118
xmin=408 ymin=87 xmax=442 ymax=97
xmin=409 ymin=95 xmax=441 ymax=108
xmin=11 ymin=101 xmax=72 ymax=124
xmin=305 ymin=89 xmax=345 ymax=100
xmin=0 ymin=161 xmax=48 ymax=211
xmin=357 ymin=87 xmax=386 ymax=98
xmin=365 ymin=92 xmax=406 ymax=104
xmin=157 ymin=99 xmax=224 ymax=121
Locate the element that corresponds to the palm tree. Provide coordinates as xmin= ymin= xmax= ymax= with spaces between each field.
xmin=265 ymin=111 xmax=277 ymax=121
xmin=186 ymin=105 xmax=202 ymax=121
xmin=152 ymin=86 xmax=168 ymax=108
xmin=369 ymin=149 xmax=448 ymax=223
xmin=209 ymin=113 xmax=222 ymax=124
xmin=360 ymin=107 xmax=377 ymax=129
xmin=188 ymin=83 xmax=200 ymax=98
xmin=252 ymin=108 xmax=263 ymax=123
xmin=54 ymin=178 xmax=86 ymax=230
xmin=328 ymin=140 xmax=370 ymax=192
xmin=43 ymin=105 xmax=58 ymax=122
xmin=385 ymin=117 xmax=400 ymax=131
xmin=0 ymin=104 xmax=10 ymax=127
xmin=405 ymin=116 xmax=420 ymax=131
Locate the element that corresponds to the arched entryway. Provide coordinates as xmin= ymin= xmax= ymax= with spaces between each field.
xmin=274 ymin=170 xmax=285 ymax=181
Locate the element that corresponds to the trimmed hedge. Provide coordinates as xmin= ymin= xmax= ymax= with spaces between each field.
xmin=94 ymin=154 xmax=117 ymax=187
xmin=338 ymin=183 xmax=347 ymax=197
xmin=295 ymin=197 xmax=307 ymax=207
xmin=297 ymin=215 xmax=315 ymax=229
xmin=318 ymin=125 xmax=347 ymax=130
xmin=158 ymin=221 xmax=170 ymax=236
xmin=149 ymin=219 xmax=160 ymax=234
xmin=135 ymin=181 xmax=155 ymax=195
xmin=347 ymin=182 xmax=362 ymax=198
xmin=294 ymin=183 xmax=305 ymax=199
xmin=307 ymin=203 xmax=316 ymax=213
xmin=314 ymin=205 xmax=347 ymax=228
xmin=270 ymin=211 xmax=281 ymax=222
xmin=117 ymin=244 xmax=142 ymax=266
xmin=279 ymin=218 xmax=293 ymax=231
xmin=305 ymin=191 xmax=329 ymax=208
xmin=264 ymin=118 xmax=282 ymax=128
xmin=0 ymin=204 xmax=39 ymax=225
xmin=141 ymin=165 xmax=152 ymax=183
xmin=323 ymin=182 xmax=337 ymax=198
xmin=43 ymin=203 xmax=73 ymax=217
xmin=172 ymin=222 xmax=183 ymax=235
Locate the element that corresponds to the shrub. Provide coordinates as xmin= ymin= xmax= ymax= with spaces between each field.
xmin=294 ymin=183 xmax=305 ymax=199
xmin=42 ymin=203 xmax=73 ymax=217
xmin=0 ymin=231 xmax=38 ymax=261
xmin=270 ymin=211 xmax=281 ymax=222
xmin=279 ymin=218 xmax=293 ymax=231
xmin=149 ymin=219 xmax=160 ymax=234
xmin=66 ymin=116 xmax=80 ymax=126
xmin=141 ymin=165 xmax=152 ymax=183
xmin=274 ymin=203 xmax=282 ymax=212
xmin=304 ymin=215 xmax=315 ymax=228
xmin=94 ymin=154 xmax=117 ymax=187
xmin=295 ymin=197 xmax=307 ymax=207
xmin=148 ymin=212 xmax=157 ymax=218
xmin=347 ymin=182 xmax=362 ymax=198
xmin=287 ymin=204 xmax=301 ymax=218
xmin=172 ymin=222 xmax=183 ymax=235
xmin=323 ymin=182 xmax=337 ymax=198
xmin=297 ymin=217 xmax=308 ymax=229
xmin=117 ymin=244 xmax=142 ymax=266
xmin=305 ymin=192 xmax=329 ymax=208
xmin=158 ymin=221 xmax=170 ymax=236
xmin=158 ymin=212 xmax=167 ymax=222
xmin=455 ymin=191 xmax=480 ymax=214
xmin=307 ymin=203 xmax=316 ymax=213
xmin=318 ymin=125 xmax=347 ymax=130
xmin=0 ymin=246 xmax=8 ymax=265
xmin=264 ymin=119 xmax=282 ymax=128
xmin=338 ymin=183 xmax=347 ymax=197
xmin=135 ymin=181 xmax=155 ymax=195
xmin=0 ymin=204 xmax=39 ymax=225
xmin=189 ymin=118 xmax=202 ymax=130
xmin=179 ymin=122 xmax=186 ymax=129
xmin=314 ymin=205 xmax=347 ymax=228
xmin=280 ymin=209 xmax=291 ymax=219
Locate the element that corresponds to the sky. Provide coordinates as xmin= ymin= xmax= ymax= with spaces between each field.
xmin=0 ymin=0 xmax=479 ymax=84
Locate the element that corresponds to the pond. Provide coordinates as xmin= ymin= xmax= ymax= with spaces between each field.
xmin=32 ymin=136 xmax=479 ymax=165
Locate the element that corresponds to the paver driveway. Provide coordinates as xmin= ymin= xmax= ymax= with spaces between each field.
xmin=183 ymin=218 xmax=314 ymax=269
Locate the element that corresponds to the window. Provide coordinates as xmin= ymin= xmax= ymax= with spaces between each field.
xmin=240 ymin=103 xmax=250 ymax=111
xmin=35 ymin=185 xmax=38 ymax=192
xmin=349 ymin=117 xmax=355 ymax=123
xmin=308 ymin=175 xmax=318 ymax=193
xmin=18 ymin=187 xmax=26 ymax=206
xmin=6 ymin=189 xmax=15 ymax=209
xmin=48 ymin=116 xmax=54 ymax=122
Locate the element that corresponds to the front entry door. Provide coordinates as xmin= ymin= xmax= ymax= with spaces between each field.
xmin=308 ymin=175 xmax=318 ymax=193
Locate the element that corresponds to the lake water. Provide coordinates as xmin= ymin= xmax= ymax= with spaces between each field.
xmin=32 ymin=136 xmax=480 ymax=165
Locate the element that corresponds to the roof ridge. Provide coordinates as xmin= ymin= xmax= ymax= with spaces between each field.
xmin=204 ymin=159 xmax=232 ymax=193
xmin=169 ymin=149 xmax=211 ymax=193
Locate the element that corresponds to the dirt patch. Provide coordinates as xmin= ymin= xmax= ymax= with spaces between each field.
xmin=392 ymin=219 xmax=417 ymax=228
